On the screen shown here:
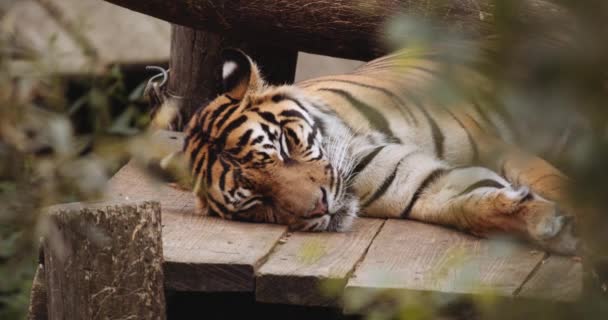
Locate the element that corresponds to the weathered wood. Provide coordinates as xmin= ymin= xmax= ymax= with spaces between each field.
xmin=28 ymin=264 xmax=48 ymax=320
xmin=160 ymin=26 xmax=222 ymax=130
xmin=102 ymin=0 xmax=565 ymax=61
xmin=106 ymin=130 xmax=288 ymax=291
xmin=343 ymin=220 xmax=547 ymax=314
xmin=517 ymin=255 xmax=582 ymax=302
xmin=43 ymin=201 xmax=166 ymax=320
xmin=160 ymin=26 xmax=297 ymax=130
xmin=256 ymin=218 xmax=384 ymax=307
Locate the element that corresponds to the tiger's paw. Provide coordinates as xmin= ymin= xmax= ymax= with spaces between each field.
xmin=495 ymin=186 xmax=579 ymax=255
xmin=482 ymin=186 xmax=579 ymax=255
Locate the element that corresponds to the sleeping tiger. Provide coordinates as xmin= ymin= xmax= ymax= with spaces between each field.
xmin=179 ymin=48 xmax=579 ymax=255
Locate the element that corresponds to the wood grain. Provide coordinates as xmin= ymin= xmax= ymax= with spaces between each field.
xmin=106 ymin=131 xmax=287 ymax=291
xmin=43 ymin=201 xmax=166 ymax=320
xmin=517 ymin=255 xmax=582 ymax=302
xmin=28 ymin=264 xmax=48 ymax=320
xmin=256 ymin=218 xmax=384 ymax=306
xmin=343 ymin=220 xmax=547 ymax=313
xmin=102 ymin=0 xmax=566 ymax=61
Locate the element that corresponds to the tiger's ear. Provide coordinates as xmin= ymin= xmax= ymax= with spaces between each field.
xmin=221 ymin=49 xmax=263 ymax=100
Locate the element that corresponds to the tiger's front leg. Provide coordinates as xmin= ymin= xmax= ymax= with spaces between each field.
xmin=407 ymin=166 xmax=578 ymax=254
xmin=353 ymin=144 xmax=578 ymax=255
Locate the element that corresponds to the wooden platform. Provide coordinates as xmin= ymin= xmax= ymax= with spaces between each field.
xmin=105 ymin=131 xmax=582 ymax=312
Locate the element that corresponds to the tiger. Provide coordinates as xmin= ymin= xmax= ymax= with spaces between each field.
xmin=179 ymin=48 xmax=579 ymax=255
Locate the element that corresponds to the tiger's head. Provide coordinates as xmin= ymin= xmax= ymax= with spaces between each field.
xmin=183 ymin=49 xmax=357 ymax=231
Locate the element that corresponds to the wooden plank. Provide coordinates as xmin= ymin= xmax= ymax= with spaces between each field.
xmin=4 ymin=0 xmax=90 ymax=74
xmin=106 ymin=131 xmax=287 ymax=291
xmin=517 ymin=255 xmax=582 ymax=302
xmin=39 ymin=0 xmax=170 ymax=66
xmin=343 ymin=220 xmax=546 ymax=314
xmin=256 ymin=218 xmax=384 ymax=307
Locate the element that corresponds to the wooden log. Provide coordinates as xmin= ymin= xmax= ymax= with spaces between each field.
xmin=255 ymin=218 xmax=384 ymax=307
xmin=102 ymin=0 xmax=565 ymax=61
xmin=106 ymin=131 xmax=288 ymax=291
xmin=159 ymin=27 xmax=297 ymax=130
xmin=28 ymin=264 xmax=48 ymax=320
xmin=43 ymin=201 xmax=166 ymax=320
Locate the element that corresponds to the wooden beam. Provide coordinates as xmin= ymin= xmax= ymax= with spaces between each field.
xmin=255 ymin=218 xmax=384 ymax=307
xmin=101 ymin=0 xmax=564 ymax=61
xmin=43 ymin=201 xmax=166 ymax=320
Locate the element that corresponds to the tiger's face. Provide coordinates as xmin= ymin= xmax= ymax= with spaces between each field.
xmin=184 ymin=49 xmax=357 ymax=231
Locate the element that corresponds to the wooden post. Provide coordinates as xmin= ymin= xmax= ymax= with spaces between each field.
xmin=43 ymin=201 xmax=165 ymax=320
xmin=28 ymin=264 xmax=48 ymax=320
xmin=162 ymin=26 xmax=297 ymax=130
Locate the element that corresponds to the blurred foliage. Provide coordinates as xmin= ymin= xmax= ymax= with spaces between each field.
xmin=0 ymin=13 xmax=165 ymax=317
xmin=328 ymin=0 xmax=608 ymax=319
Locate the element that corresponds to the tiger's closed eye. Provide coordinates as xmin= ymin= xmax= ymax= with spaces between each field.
xmin=237 ymin=196 xmax=265 ymax=211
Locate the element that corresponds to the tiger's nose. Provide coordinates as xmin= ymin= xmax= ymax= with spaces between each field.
xmin=306 ymin=190 xmax=328 ymax=218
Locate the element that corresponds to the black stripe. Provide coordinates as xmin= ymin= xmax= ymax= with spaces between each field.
xmin=193 ymin=153 xmax=206 ymax=175
xmin=205 ymin=151 xmax=217 ymax=185
xmin=189 ymin=140 xmax=206 ymax=166
xmin=284 ymin=97 xmax=310 ymax=113
xmin=207 ymin=194 xmax=231 ymax=217
xmin=352 ymin=146 xmax=385 ymax=177
xmin=316 ymin=78 xmax=418 ymax=125
xmin=319 ymin=88 xmax=399 ymax=142
xmin=401 ymin=168 xmax=446 ymax=218
xmin=361 ymin=156 xmax=407 ymax=208
xmin=402 ymin=91 xmax=445 ymax=159
xmin=312 ymin=115 xmax=327 ymax=136
xmin=260 ymin=123 xmax=277 ymax=141
xmin=215 ymin=103 xmax=240 ymax=129
xmin=184 ymin=111 xmax=208 ymax=152
xmin=280 ymin=109 xmax=310 ymax=123
xmin=445 ymin=109 xmax=480 ymax=163
xmin=218 ymin=158 xmax=230 ymax=190
xmin=472 ymin=100 xmax=499 ymax=135
xmin=207 ymin=101 xmax=235 ymax=132
xmin=237 ymin=129 xmax=253 ymax=147
xmin=216 ymin=115 xmax=248 ymax=147
xmin=258 ymin=111 xmax=280 ymax=125
xmin=457 ymin=179 xmax=505 ymax=197
xmin=285 ymin=128 xmax=301 ymax=146
xmin=251 ymin=135 xmax=264 ymax=145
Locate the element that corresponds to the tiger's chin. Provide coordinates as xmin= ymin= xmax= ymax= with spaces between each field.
xmin=326 ymin=194 xmax=359 ymax=232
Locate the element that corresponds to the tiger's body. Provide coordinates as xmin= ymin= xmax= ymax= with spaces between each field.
xmin=181 ymin=48 xmax=579 ymax=255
